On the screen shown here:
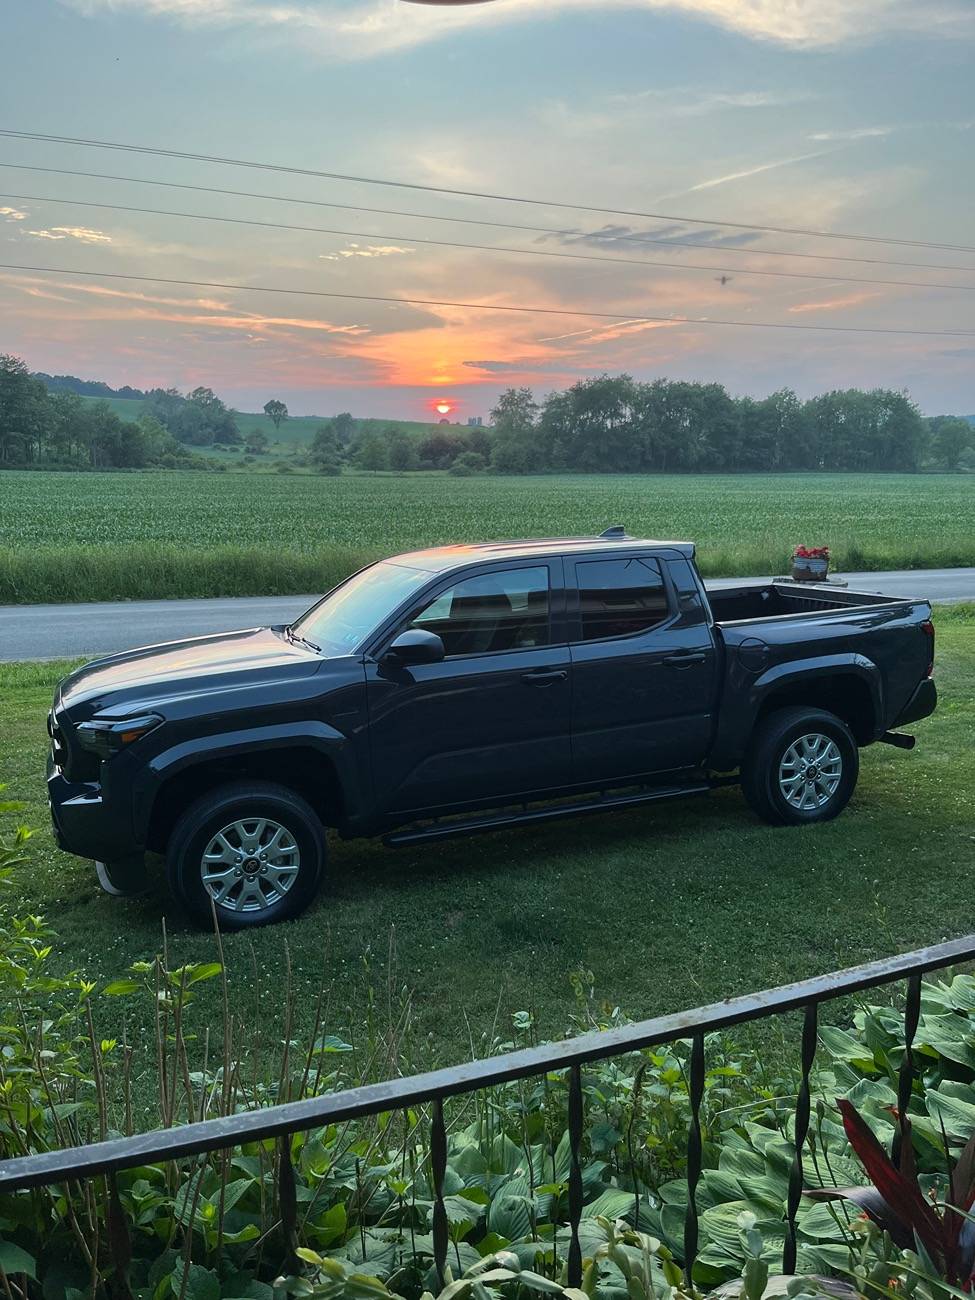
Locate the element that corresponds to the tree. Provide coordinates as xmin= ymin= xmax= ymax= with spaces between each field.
xmin=332 ymin=412 xmax=356 ymax=445
xmin=449 ymin=451 xmax=487 ymax=476
xmin=352 ymin=430 xmax=388 ymax=471
xmin=245 ymin=430 xmax=269 ymax=455
xmin=310 ymin=423 xmax=344 ymax=475
xmin=384 ymin=426 xmax=419 ymax=472
xmin=264 ymin=399 xmax=288 ymax=430
xmin=490 ymin=387 xmax=539 ymax=473
xmin=418 ymin=430 xmax=465 ymax=469
xmin=928 ymin=416 xmax=972 ymax=470
xmin=0 ymin=354 xmax=47 ymax=464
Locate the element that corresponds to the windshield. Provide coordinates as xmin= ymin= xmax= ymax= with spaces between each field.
xmin=291 ymin=561 xmax=432 ymax=657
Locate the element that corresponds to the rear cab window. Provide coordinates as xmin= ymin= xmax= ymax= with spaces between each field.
xmin=572 ymin=556 xmax=671 ymax=642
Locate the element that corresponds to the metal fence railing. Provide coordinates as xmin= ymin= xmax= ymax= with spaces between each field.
xmin=3 ymin=933 xmax=974 ymax=1286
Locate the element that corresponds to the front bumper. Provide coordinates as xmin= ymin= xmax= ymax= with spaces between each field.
xmin=892 ymin=677 xmax=938 ymax=729
xmin=47 ymin=756 xmax=141 ymax=865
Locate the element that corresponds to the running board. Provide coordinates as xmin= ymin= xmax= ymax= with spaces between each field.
xmin=383 ymin=780 xmax=718 ymax=847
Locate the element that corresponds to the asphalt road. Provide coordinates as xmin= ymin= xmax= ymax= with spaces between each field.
xmin=2 ymin=568 xmax=973 ymax=662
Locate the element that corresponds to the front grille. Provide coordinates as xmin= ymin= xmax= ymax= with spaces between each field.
xmin=48 ymin=710 xmax=67 ymax=770
xmin=48 ymin=711 xmax=99 ymax=782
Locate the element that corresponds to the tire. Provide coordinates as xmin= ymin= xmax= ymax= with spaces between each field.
xmin=741 ymin=706 xmax=859 ymax=827
xmin=166 ymin=781 xmax=325 ymax=929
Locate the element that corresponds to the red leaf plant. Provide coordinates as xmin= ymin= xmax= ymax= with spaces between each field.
xmin=794 ymin=546 xmax=831 ymax=560
xmin=806 ymin=1098 xmax=975 ymax=1287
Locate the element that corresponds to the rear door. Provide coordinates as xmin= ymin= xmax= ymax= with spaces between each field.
xmin=567 ymin=552 xmax=718 ymax=784
xmin=365 ymin=559 xmax=572 ymax=816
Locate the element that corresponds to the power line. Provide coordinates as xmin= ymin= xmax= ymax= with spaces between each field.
xmin=3 ymin=161 xmax=971 ymax=276
xmin=3 ymin=128 xmax=973 ymax=255
xmin=2 ymin=261 xmax=973 ymax=337
xmin=7 ymin=190 xmax=973 ymax=297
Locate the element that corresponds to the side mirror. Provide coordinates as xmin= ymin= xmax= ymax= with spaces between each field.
xmin=385 ymin=628 xmax=445 ymax=666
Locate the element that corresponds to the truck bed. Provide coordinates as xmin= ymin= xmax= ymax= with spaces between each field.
xmin=706 ymin=581 xmax=905 ymax=625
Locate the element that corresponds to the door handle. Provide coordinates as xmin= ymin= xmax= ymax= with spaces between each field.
xmin=521 ymin=668 xmax=568 ymax=686
xmin=663 ymin=652 xmax=707 ymax=668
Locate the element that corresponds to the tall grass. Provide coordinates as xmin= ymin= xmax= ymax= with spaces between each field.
xmin=1 ymin=538 xmax=972 ymax=604
xmin=0 ymin=543 xmax=378 ymax=603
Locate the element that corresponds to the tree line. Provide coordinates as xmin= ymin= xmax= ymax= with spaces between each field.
xmin=3 ymin=353 xmax=972 ymax=474
xmin=489 ymin=377 xmax=973 ymax=474
xmin=1 ymin=354 xmax=197 ymax=469
xmin=0 ymin=356 xmax=287 ymax=467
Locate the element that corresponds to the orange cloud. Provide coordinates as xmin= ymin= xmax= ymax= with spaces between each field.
xmin=787 ymin=291 xmax=882 ymax=313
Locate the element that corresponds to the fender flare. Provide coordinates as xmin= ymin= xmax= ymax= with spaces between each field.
xmin=710 ymin=652 xmax=884 ymax=771
xmin=753 ymin=652 xmax=883 ymax=721
xmin=131 ymin=721 xmax=356 ymax=840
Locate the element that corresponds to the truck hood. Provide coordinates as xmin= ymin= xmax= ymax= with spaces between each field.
xmin=57 ymin=626 xmax=323 ymax=720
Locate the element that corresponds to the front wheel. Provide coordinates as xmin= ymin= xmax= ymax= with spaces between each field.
xmin=166 ymin=781 xmax=325 ymax=929
xmin=741 ymin=706 xmax=859 ymax=826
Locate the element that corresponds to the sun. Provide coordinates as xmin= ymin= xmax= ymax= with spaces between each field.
xmin=436 ymin=403 xmax=452 ymax=415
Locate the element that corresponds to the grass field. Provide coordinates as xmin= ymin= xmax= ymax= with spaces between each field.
xmin=1 ymin=607 xmax=972 ymax=1119
xmin=78 ymin=393 xmax=448 ymax=450
xmin=1 ymin=469 xmax=973 ymax=604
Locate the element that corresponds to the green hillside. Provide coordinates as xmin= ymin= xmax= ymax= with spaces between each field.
xmin=78 ymin=395 xmax=456 ymax=448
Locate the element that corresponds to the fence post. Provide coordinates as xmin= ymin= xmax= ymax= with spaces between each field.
xmin=784 ymin=1001 xmax=818 ymax=1274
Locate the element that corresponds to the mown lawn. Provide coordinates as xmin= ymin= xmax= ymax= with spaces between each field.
xmin=1 ymin=609 xmax=972 ymax=1121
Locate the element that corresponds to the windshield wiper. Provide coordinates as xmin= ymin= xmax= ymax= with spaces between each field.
xmin=286 ymin=626 xmax=322 ymax=654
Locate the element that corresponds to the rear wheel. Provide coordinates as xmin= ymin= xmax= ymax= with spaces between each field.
xmin=166 ymin=781 xmax=325 ymax=928
xmin=741 ymin=706 xmax=858 ymax=826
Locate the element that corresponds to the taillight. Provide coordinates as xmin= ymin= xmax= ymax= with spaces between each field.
xmin=921 ymin=619 xmax=935 ymax=677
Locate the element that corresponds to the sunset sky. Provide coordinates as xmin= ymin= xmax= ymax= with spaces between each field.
xmin=2 ymin=0 xmax=973 ymax=421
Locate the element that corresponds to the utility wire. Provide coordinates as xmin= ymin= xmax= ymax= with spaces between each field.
xmin=2 ymin=128 xmax=973 ymax=255
xmin=2 ymin=262 xmax=973 ymax=337
xmin=2 ymin=161 xmax=971 ymax=276
xmin=6 ymin=190 xmax=973 ymax=296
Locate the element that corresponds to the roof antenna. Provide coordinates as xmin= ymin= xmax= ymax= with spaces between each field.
xmin=599 ymin=525 xmax=629 ymax=540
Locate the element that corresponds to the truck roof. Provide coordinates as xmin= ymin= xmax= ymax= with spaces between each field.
xmin=391 ymin=535 xmax=696 ymax=573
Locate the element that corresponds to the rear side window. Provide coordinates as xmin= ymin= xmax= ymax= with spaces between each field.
xmin=575 ymin=558 xmax=669 ymax=641
xmin=411 ymin=566 xmax=550 ymax=656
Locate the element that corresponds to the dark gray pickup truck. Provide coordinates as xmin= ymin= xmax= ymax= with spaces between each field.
xmin=48 ymin=530 xmax=937 ymax=928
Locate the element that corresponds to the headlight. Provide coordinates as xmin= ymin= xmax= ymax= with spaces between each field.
xmin=75 ymin=713 xmax=163 ymax=760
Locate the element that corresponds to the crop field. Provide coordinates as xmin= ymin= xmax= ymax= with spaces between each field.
xmin=1 ymin=468 xmax=972 ymax=603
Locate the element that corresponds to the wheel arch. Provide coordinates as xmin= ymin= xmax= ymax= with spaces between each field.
xmin=752 ymin=668 xmax=880 ymax=746
xmin=140 ymin=726 xmax=354 ymax=853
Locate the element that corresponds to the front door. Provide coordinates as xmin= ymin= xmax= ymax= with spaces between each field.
xmin=365 ymin=560 xmax=572 ymax=817
xmin=568 ymin=554 xmax=717 ymax=784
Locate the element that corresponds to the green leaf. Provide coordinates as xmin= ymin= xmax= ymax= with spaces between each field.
xmin=582 ymin=1190 xmax=635 ymax=1222
xmin=186 ymin=963 xmax=223 ymax=986
xmin=0 ymin=1242 xmax=37 ymax=1279
xmin=171 ymin=1261 xmax=219 ymax=1300
xmin=103 ymin=979 xmax=140 ymax=996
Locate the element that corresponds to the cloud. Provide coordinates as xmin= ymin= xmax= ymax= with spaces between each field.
xmin=809 ymin=126 xmax=895 ymax=142
xmin=608 ymin=87 xmax=809 ymax=115
xmin=61 ymin=0 xmax=975 ymax=60
xmin=667 ymin=149 xmax=834 ymax=198
xmin=553 ymin=222 xmax=763 ymax=251
xmin=787 ymin=291 xmax=881 ymax=313
xmin=27 ymin=226 xmax=113 ymax=244
xmin=319 ymin=243 xmax=415 ymax=261
xmin=462 ymin=359 xmax=528 ymax=373
xmin=0 ymin=206 xmax=27 ymax=221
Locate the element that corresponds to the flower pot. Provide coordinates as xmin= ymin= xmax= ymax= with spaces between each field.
xmin=792 ymin=555 xmax=829 ymax=582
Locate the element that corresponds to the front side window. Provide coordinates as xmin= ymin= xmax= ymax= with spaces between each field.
xmin=576 ymin=557 xmax=669 ymax=641
xmin=410 ymin=566 xmax=550 ymax=656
